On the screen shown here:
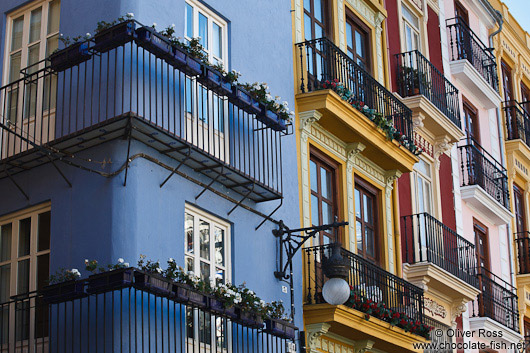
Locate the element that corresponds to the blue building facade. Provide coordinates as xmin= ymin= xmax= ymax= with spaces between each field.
xmin=0 ymin=0 xmax=301 ymax=350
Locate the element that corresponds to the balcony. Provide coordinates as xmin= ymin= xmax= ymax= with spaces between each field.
xmin=470 ymin=268 xmax=520 ymax=338
xmin=516 ymin=233 xmax=530 ymax=275
xmin=446 ymin=17 xmax=501 ymax=109
xmin=395 ymin=50 xmax=464 ymax=145
xmin=458 ymin=139 xmax=512 ymax=225
xmin=0 ymin=276 xmax=295 ymax=351
xmin=296 ymin=37 xmax=418 ymax=173
xmin=303 ymin=244 xmax=427 ymax=352
xmin=0 ymin=23 xmax=285 ymax=202
xmin=401 ymin=213 xmax=479 ymax=302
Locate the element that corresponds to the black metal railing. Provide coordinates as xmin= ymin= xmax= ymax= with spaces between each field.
xmin=402 ymin=213 xmax=478 ymax=288
xmin=472 ymin=267 xmax=519 ymax=333
xmin=503 ymin=100 xmax=530 ymax=147
xmin=458 ymin=138 xmax=510 ymax=209
xmin=0 ymin=31 xmax=283 ymax=201
xmin=395 ymin=50 xmax=461 ymax=128
xmin=304 ymin=244 xmax=425 ymax=324
xmin=424 ymin=317 xmax=451 ymax=353
xmin=296 ymin=37 xmax=413 ymax=143
xmin=0 ymin=286 xmax=294 ymax=352
xmin=446 ymin=17 xmax=499 ymax=92
xmin=515 ymin=233 xmax=530 ymax=275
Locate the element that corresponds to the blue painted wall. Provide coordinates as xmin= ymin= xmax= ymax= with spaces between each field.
xmin=0 ymin=0 xmax=302 ymax=328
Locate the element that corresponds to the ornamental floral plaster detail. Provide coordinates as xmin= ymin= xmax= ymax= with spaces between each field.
xmin=306 ymin=323 xmax=331 ymax=353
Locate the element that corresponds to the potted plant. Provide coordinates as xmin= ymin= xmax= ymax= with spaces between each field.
xmin=93 ymin=14 xmax=136 ymax=53
xmin=85 ymin=258 xmax=134 ymax=294
xmin=232 ymin=284 xmax=266 ymax=328
xmin=49 ymin=35 xmax=91 ymax=72
xmin=209 ymin=283 xmax=241 ymax=319
xmin=133 ymin=255 xmax=173 ymax=296
xmin=198 ymin=65 xmax=233 ymax=96
xmin=230 ymin=85 xmax=261 ymax=115
xmin=241 ymin=82 xmax=291 ymax=131
xmin=135 ymin=25 xmax=173 ymax=60
xmin=399 ymin=66 xmax=428 ymax=96
xmin=264 ymin=301 xmax=296 ymax=339
xmin=41 ymin=268 xmax=85 ymax=304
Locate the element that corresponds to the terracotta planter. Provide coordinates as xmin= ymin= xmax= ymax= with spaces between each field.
xmin=93 ymin=20 xmax=136 ymax=53
xmin=86 ymin=268 xmax=134 ymax=294
xmin=41 ymin=280 xmax=86 ymax=304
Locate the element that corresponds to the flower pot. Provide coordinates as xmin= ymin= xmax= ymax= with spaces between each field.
xmin=256 ymin=105 xmax=287 ymax=132
xmin=41 ymin=280 xmax=86 ymax=304
xmin=198 ymin=66 xmax=233 ymax=96
xmin=230 ymin=86 xmax=261 ymax=115
xmin=49 ymin=42 xmax=91 ymax=72
xmin=208 ymin=297 xmax=238 ymax=319
xmin=237 ymin=309 xmax=264 ymax=328
xmin=135 ymin=26 xmax=172 ymax=60
xmin=188 ymin=288 xmax=207 ymax=308
xmin=86 ymin=268 xmax=134 ymax=294
xmin=93 ymin=20 xmax=136 ymax=53
xmin=183 ymin=56 xmax=202 ymax=77
xmin=172 ymin=282 xmax=191 ymax=303
xmin=133 ymin=270 xmax=172 ymax=297
xmin=168 ymin=45 xmax=187 ymax=67
xmin=265 ymin=319 xmax=296 ymax=340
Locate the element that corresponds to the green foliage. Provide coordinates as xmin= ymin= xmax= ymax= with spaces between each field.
xmin=49 ymin=268 xmax=81 ymax=284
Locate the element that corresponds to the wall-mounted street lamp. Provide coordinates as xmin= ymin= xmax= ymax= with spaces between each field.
xmin=321 ymin=242 xmax=350 ymax=305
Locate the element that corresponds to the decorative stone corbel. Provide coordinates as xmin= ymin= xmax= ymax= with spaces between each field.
xmin=299 ymin=110 xmax=322 ymax=133
xmin=384 ymin=169 xmax=402 ymax=197
xmin=451 ymin=301 xmax=467 ymax=326
xmin=346 ymin=142 xmax=366 ymax=171
xmin=305 ymin=323 xmax=331 ymax=353
xmin=354 ymin=340 xmax=375 ymax=353
xmin=412 ymin=116 xmax=424 ymax=130
xmin=433 ymin=137 xmax=452 ymax=169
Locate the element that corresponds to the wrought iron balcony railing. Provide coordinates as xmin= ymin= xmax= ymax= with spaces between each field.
xmin=0 ymin=26 xmax=284 ymax=202
xmin=446 ymin=17 xmax=499 ymax=92
xmin=296 ymin=37 xmax=413 ymax=144
xmin=515 ymin=233 xmax=530 ymax=275
xmin=471 ymin=267 xmax=519 ymax=333
xmin=304 ymin=244 xmax=425 ymax=325
xmin=401 ymin=213 xmax=478 ymax=288
xmin=503 ymin=100 xmax=530 ymax=147
xmin=0 ymin=281 xmax=295 ymax=351
xmin=458 ymin=139 xmax=510 ymax=209
xmin=395 ymin=50 xmax=461 ymax=128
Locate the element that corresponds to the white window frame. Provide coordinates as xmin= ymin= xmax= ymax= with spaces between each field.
xmin=412 ymin=158 xmax=433 ymax=215
xmin=0 ymin=203 xmax=51 ymax=348
xmin=401 ymin=4 xmax=421 ymax=53
xmin=184 ymin=204 xmax=231 ymax=352
xmin=184 ymin=0 xmax=228 ymax=67
xmin=184 ymin=204 xmax=231 ymax=285
xmin=2 ymin=0 xmax=60 ymax=86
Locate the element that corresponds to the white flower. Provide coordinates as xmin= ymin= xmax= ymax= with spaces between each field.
xmin=118 ymin=258 xmax=124 ymax=263
xmin=168 ymin=257 xmax=174 ymax=263
xmin=156 ymin=267 xmax=163 ymax=274
xmin=85 ymin=33 xmax=91 ymax=38
xmin=152 ymin=22 xmax=157 ymax=28
xmin=59 ymin=33 xmax=64 ymax=37
xmin=171 ymin=23 xmax=175 ymax=28
xmin=127 ymin=13 xmax=134 ymax=18
xmin=282 ymin=101 xmax=289 ymax=107
xmin=124 ymin=263 xmax=129 ymax=267
xmin=265 ymin=94 xmax=273 ymax=101
xmin=71 ymin=269 xmax=81 ymax=277
xmin=84 ymin=259 xmax=89 ymax=264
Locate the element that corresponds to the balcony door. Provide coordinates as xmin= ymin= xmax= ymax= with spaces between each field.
xmin=521 ymin=82 xmax=530 ymax=114
xmin=454 ymin=1 xmax=469 ymax=24
xmin=514 ymin=185 xmax=530 ymax=274
xmin=310 ymin=151 xmax=340 ymax=245
xmin=413 ymin=159 xmax=433 ymax=262
xmin=474 ymin=220 xmax=490 ymax=271
xmin=355 ymin=178 xmax=379 ymax=264
xmin=304 ymin=0 xmax=331 ymax=41
xmin=346 ymin=12 xmax=370 ymax=72
xmin=463 ymin=98 xmax=480 ymax=144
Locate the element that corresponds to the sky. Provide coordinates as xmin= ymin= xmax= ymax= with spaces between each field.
xmin=502 ymin=0 xmax=530 ymax=34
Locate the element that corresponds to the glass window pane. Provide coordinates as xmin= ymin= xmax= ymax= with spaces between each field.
xmin=186 ymin=256 xmax=194 ymax=273
xmin=215 ymin=267 xmax=224 ymax=285
xmin=356 ymin=221 xmax=362 ymax=251
xmin=46 ymin=34 xmax=59 ymax=57
xmin=11 ymin=16 xmax=24 ymax=51
xmin=37 ymin=254 xmax=49 ymax=290
xmin=304 ymin=0 xmax=310 ymax=11
xmin=19 ymin=218 xmax=31 ymax=257
xmin=304 ymin=14 xmax=312 ymax=41
xmin=43 ymin=75 xmax=57 ymax=111
xmin=38 ymin=211 xmax=51 ymax=252
xmin=47 ymin=0 xmax=60 ymax=34
xmin=355 ymin=31 xmax=363 ymax=58
xmin=28 ymin=43 xmax=40 ymax=74
xmin=214 ymin=227 xmax=224 ymax=266
xmin=310 ymin=160 xmax=318 ymax=192
xmin=9 ymin=52 xmax=22 ymax=83
xmin=186 ymin=213 xmax=194 ymax=254
xmin=185 ymin=3 xmax=193 ymax=38
xmin=0 ymin=224 xmax=12 ymax=262
xmin=363 ymin=195 xmax=372 ymax=224
xmin=30 ymin=7 xmax=42 ymax=43
xmin=212 ymin=23 xmax=222 ymax=59
xmin=200 ymin=261 xmax=210 ymax=281
xmin=402 ymin=5 xmax=419 ymax=28
xmin=416 ymin=176 xmax=425 ymax=213
xmin=355 ymin=189 xmax=361 ymax=218
xmin=322 ymin=201 xmax=332 ymax=224
xmin=199 ymin=219 xmax=210 ymax=260
xmin=199 ymin=12 xmax=208 ymax=49
xmin=346 ymin=23 xmax=353 ymax=48
xmin=315 ymin=23 xmax=323 ymax=39
xmin=321 ymin=167 xmax=331 ymax=199
xmin=0 ymin=264 xmax=10 ymax=302
xmin=311 ymin=195 xmax=319 ymax=226
xmin=17 ymin=259 xmax=30 ymax=294
xmin=314 ymin=0 xmax=322 ymax=22
xmin=366 ymin=228 xmax=374 ymax=256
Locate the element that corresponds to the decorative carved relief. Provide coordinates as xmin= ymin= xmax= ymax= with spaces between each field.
xmin=425 ymin=298 xmax=447 ymax=319
xmin=306 ymin=323 xmax=331 ymax=353
xmin=353 ymin=340 xmax=375 ymax=353
xmin=451 ymin=302 xmax=467 ymax=325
